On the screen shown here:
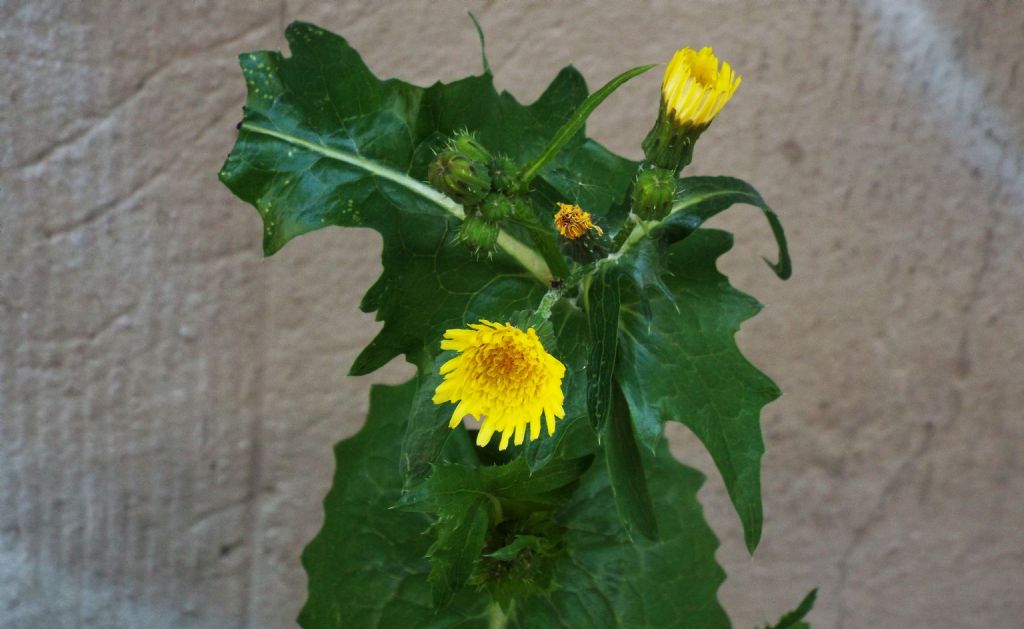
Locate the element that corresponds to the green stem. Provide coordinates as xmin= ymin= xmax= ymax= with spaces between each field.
xmin=609 ymin=217 xmax=654 ymax=260
xmin=488 ymin=600 xmax=511 ymax=629
xmin=496 ymin=231 xmax=553 ymax=284
xmin=508 ymin=210 xmax=570 ymax=280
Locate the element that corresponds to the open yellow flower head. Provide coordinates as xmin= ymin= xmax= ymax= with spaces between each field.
xmin=554 ymin=202 xmax=604 ymax=240
xmin=432 ymin=320 xmax=566 ymax=450
xmin=662 ymin=46 xmax=741 ymax=128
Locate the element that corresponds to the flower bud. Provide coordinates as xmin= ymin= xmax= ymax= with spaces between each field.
xmin=643 ymin=47 xmax=741 ymax=173
xmin=449 ymin=132 xmax=492 ymax=164
xmin=489 ymin=155 xmax=521 ymax=194
xmin=632 ymin=167 xmax=676 ymax=220
xmin=479 ymin=193 xmax=517 ymax=221
xmin=459 ymin=214 xmax=499 ymax=252
xmin=428 ymin=149 xmax=492 ymax=205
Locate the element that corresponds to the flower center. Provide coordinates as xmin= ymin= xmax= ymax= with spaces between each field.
xmin=481 ymin=340 xmax=529 ymax=382
xmin=689 ymin=53 xmax=718 ymax=87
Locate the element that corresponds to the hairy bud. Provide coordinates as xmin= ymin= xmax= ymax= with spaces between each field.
xmin=449 ymin=132 xmax=493 ymax=164
xmin=489 ymin=155 xmax=521 ymax=194
xmin=459 ymin=214 xmax=499 ymax=252
xmin=479 ymin=193 xmax=518 ymax=221
xmin=632 ymin=167 xmax=676 ymax=220
xmin=428 ymin=150 xmax=492 ymax=206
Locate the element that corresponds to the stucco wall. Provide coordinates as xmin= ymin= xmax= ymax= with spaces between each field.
xmin=3 ymin=1 xmax=1022 ymax=627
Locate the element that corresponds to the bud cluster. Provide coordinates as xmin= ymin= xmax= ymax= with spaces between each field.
xmin=427 ymin=131 xmax=529 ymax=254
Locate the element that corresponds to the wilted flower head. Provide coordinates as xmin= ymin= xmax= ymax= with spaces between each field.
xmin=553 ymin=202 xmax=604 ymax=240
xmin=433 ymin=320 xmax=566 ymax=450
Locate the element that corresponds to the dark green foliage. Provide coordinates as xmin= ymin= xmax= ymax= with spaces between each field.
xmin=219 ymin=20 xmax=808 ymax=629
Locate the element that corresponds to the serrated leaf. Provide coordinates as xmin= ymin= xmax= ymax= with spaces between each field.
xmin=219 ymin=22 xmax=636 ymax=377
xmin=396 ymin=448 xmax=593 ymax=606
xmin=303 ymin=381 xmax=731 ymax=628
xmin=616 ymin=229 xmax=781 ymax=553
xmin=605 ymin=383 xmax=659 ymax=541
xmin=585 ymin=266 xmax=622 ymax=433
xmin=671 ymin=176 xmax=791 ymax=280
xmin=508 ymin=444 xmax=730 ymax=628
xmin=299 ymin=381 xmax=489 ymax=627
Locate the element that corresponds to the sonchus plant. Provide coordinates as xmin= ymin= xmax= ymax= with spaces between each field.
xmin=220 ymin=17 xmax=816 ymax=629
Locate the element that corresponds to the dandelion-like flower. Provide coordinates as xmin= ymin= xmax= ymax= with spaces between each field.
xmin=661 ymin=47 xmax=741 ymax=128
xmin=643 ymin=47 xmax=742 ymax=172
xmin=553 ymin=202 xmax=604 ymax=240
xmin=432 ymin=320 xmax=566 ymax=450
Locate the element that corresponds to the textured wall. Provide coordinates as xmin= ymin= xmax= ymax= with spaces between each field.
xmin=3 ymin=1 xmax=1022 ymax=627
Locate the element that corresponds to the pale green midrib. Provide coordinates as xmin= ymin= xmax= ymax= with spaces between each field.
xmin=241 ymin=122 xmax=552 ymax=284
xmin=670 ymin=189 xmax=761 ymax=215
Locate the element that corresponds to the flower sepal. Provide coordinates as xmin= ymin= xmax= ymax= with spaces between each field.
xmin=642 ymin=116 xmax=702 ymax=173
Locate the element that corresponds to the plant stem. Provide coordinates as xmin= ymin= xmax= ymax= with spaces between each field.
xmin=496 ymin=231 xmax=553 ymax=285
xmin=488 ymin=600 xmax=511 ymax=629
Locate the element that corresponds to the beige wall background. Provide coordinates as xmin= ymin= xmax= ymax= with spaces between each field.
xmin=3 ymin=1 xmax=1022 ymax=627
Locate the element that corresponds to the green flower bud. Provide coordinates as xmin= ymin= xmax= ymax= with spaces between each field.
xmin=428 ymin=150 xmax=492 ymax=205
xmin=632 ymin=167 xmax=676 ymax=220
xmin=459 ymin=215 xmax=499 ymax=252
xmin=479 ymin=193 xmax=517 ymax=221
xmin=449 ymin=132 xmax=492 ymax=164
xmin=489 ymin=155 xmax=521 ymax=194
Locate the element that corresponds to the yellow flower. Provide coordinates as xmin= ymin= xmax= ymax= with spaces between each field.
xmin=643 ymin=47 xmax=742 ymax=172
xmin=432 ymin=320 xmax=566 ymax=450
xmin=553 ymin=202 xmax=604 ymax=240
xmin=661 ymin=47 xmax=741 ymax=128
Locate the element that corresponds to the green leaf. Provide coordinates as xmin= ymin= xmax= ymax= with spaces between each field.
xmin=427 ymin=497 xmax=490 ymax=609
xmin=397 ymin=453 xmax=593 ymax=607
xmin=400 ymin=354 xmax=457 ymax=482
xmin=616 ymin=229 xmax=781 ymax=553
xmin=398 ymin=456 xmax=592 ymax=517
xmin=508 ymin=444 xmax=730 ymax=628
xmin=671 ymin=176 xmax=792 ymax=280
xmin=524 ymin=300 xmax=594 ymax=471
xmin=759 ymin=589 xmax=817 ymax=629
xmin=303 ymin=380 xmax=731 ymax=628
xmin=485 ymin=534 xmax=543 ymax=561
xmin=219 ymin=22 xmax=635 ymax=376
xmin=585 ymin=266 xmax=622 ymax=433
xmin=604 ymin=384 xmax=659 ymax=541
xmin=519 ymin=63 xmax=656 ymax=186
xmin=299 ymin=381 xmax=489 ymax=627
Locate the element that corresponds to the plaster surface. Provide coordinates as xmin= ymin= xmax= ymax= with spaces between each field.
xmin=2 ymin=1 xmax=1022 ymax=627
